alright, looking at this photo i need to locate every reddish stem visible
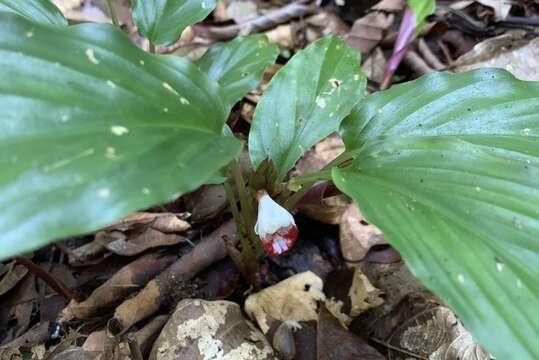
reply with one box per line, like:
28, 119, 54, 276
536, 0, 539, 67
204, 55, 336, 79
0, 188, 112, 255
15, 256, 77, 301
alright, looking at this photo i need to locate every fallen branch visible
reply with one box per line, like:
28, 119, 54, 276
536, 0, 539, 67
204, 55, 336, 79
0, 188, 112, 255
194, 1, 316, 40
109, 220, 238, 334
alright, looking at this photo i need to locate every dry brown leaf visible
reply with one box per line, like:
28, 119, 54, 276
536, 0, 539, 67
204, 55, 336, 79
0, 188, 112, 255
324, 268, 384, 326
346, 11, 395, 55
106, 212, 190, 233
340, 203, 387, 263
372, 0, 405, 11
103, 228, 186, 256
475, 0, 512, 20
317, 306, 384, 360
245, 271, 325, 334
150, 299, 273, 360
0, 264, 28, 297
226, 0, 258, 23
265, 24, 294, 48
184, 185, 227, 222
60, 253, 176, 322
111, 221, 238, 333
387, 306, 493, 359
362, 47, 386, 84
452, 32, 539, 81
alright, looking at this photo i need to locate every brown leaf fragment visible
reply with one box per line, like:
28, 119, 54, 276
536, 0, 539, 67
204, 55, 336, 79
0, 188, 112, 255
111, 220, 238, 333
245, 271, 325, 334
105, 212, 190, 233
150, 299, 274, 360
0, 321, 50, 349
324, 268, 384, 327
184, 185, 227, 222
60, 253, 177, 322
387, 306, 493, 360
318, 306, 384, 360
0, 264, 28, 297
340, 204, 387, 263
452, 32, 539, 81
362, 47, 386, 84
346, 12, 395, 55
103, 228, 186, 256
0, 275, 37, 345
130, 315, 170, 356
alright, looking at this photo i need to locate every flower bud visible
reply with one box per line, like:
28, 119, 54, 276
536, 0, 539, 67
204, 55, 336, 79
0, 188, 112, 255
254, 192, 298, 256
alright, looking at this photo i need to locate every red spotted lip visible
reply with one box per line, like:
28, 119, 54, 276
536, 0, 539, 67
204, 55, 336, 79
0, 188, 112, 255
260, 224, 298, 256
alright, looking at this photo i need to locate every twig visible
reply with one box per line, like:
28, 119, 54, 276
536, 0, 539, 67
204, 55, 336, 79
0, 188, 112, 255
105, 0, 119, 27
437, 38, 453, 66
418, 38, 445, 70
15, 256, 77, 301
126, 335, 144, 360
369, 337, 428, 359
501, 15, 539, 27
403, 50, 434, 75
194, 1, 316, 40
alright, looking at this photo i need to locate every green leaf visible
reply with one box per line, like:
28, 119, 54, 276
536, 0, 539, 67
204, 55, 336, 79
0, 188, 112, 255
132, 0, 216, 46
407, 0, 435, 30
335, 69, 539, 359
0, 12, 241, 260
0, 0, 67, 26
249, 35, 365, 182
197, 34, 279, 109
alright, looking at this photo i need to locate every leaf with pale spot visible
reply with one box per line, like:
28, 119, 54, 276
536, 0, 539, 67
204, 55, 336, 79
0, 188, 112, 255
335, 69, 539, 359
0, 13, 241, 260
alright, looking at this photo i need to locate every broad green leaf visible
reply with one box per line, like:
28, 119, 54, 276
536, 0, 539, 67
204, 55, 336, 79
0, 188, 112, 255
0, 13, 241, 260
335, 69, 539, 359
407, 0, 435, 31
197, 34, 279, 109
132, 0, 216, 46
0, 0, 67, 26
249, 36, 365, 182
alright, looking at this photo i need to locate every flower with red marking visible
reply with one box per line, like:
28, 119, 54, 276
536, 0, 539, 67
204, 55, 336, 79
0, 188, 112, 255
254, 191, 298, 256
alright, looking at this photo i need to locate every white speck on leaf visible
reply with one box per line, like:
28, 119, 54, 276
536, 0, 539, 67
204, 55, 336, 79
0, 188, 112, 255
85, 48, 100, 64
61, 115, 70, 122
98, 188, 110, 198
354, 74, 361, 81
523, 128, 530, 135
26, 31, 33, 38
474, 186, 481, 192
316, 97, 326, 108
516, 279, 523, 288
496, 262, 504, 272
105, 147, 116, 159
457, 274, 465, 284
180, 97, 190, 105
163, 82, 178, 95
142, 187, 151, 195
111, 126, 129, 136
106, 80, 116, 88
139, 60, 145, 65
163, 107, 169, 112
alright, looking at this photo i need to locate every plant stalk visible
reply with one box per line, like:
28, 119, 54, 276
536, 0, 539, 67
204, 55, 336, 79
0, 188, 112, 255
105, 0, 120, 27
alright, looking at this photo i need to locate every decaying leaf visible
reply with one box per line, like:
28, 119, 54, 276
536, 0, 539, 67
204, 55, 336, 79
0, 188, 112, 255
387, 306, 493, 360
245, 271, 325, 334
452, 32, 539, 81
111, 221, 239, 333
324, 267, 384, 326
0, 263, 28, 297
183, 185, 228, 222
475, 0, 512, 20
104, 212, 190, 233
339, 203, 387, 262
60, 253, 177, 322
103, 228, 187, 256
346, 11, 395, 55
317, 306, 384, 360
362, 47, 386, 84
150, 299, 274, 360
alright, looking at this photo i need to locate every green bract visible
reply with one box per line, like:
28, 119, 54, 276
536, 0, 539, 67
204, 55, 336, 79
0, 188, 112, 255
249, 36, 366, 182
132, 0, 216, 46
0, 13, 241, 260
335, 69, 539, 359
0, 0, 67, 26
197, 35, 279, 110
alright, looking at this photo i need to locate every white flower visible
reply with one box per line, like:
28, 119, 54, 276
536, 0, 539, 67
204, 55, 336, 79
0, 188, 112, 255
254, 192, 298, 256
